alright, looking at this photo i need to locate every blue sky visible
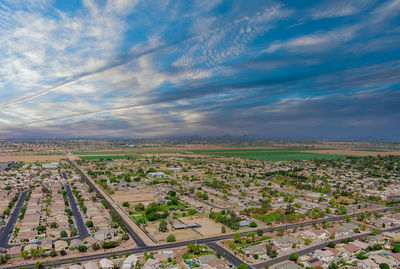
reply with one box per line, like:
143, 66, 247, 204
0, 0, 400, 139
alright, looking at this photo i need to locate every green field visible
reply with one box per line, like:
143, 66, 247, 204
35, 152, 65, 155
253, 212, 283, 223
192, 148, 346, 161
80, 155, 138, 160
74, 151, 128, 155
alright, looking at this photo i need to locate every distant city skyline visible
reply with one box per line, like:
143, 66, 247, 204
0, 0, 400, 139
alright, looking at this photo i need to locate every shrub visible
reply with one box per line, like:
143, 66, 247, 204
166, 234, 176, 242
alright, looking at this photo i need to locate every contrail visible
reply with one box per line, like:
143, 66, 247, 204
0, 15, 252, 108
18, 103, 147, 127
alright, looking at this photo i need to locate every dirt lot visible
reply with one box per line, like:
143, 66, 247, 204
180, 215, 229, 236
302, 149, 400, 157
112, 189, 156, 205
146, 221, 199, 242
0, 155, 66, 162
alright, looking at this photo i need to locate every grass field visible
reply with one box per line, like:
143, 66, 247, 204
253, 212, 283, 223
34, 152, 65, 155
192, 148, 346, 161
80, 155, 139, 160
74, 151, 127, 155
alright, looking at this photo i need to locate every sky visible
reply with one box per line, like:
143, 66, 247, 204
0, 0, 400, 139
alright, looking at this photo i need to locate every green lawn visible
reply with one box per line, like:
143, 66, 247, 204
253, 212, 283, 223
191, 149, 346, 161
182, 251, 214, 260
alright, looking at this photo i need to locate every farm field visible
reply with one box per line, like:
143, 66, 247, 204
74, 151, 128, 155
192, 148, 347, 161
79, 155, 139, 160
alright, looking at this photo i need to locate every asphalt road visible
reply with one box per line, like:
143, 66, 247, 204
253, 225, 400, 268
207, 242, 245, 267
3, 218, 400, 269
69, 159, 148, 247
0, 190, 30, 248
65, 185, 89, 240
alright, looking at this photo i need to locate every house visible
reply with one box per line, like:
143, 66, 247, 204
243, 244, 266, 257
84, 261, 99, 269
370, 254, 398, 267
54, 240, 68, 252
122, 254, 138, 269
352, 240, 369, 250
99, 258, 114, 269
339, 243, 359, 254
358, 258, 378, 268
70, 239, 83, 248
24, 244, 38, 252
304, 257, 323, 268
273, 235, 303, 249
143, 258, 161, 269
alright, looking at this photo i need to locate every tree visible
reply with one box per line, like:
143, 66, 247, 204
249, 221, 257, 228
356, 251, 368, 260
159, 220, 168, 232
122, 201, 130, 208
234, 232, 242, 243
392, 243, 400, 253
285, 204, 295, 215
221, 226, 226, 233
166, 234, 176, 242
237, 264, 248, 269
289, 252, 299, 261
257, 229, 263, 236
77, 245, 88, 252
345, 215, 351, 222
85, 220, 93, 227
304, 238, 312, 245
372, 228, 380, 235
327, 263, 338, 269
37, 225, 46, 233
92, 243, 100, 250
327, 242, 336, 248
122, 233, 129, 240
70, 227, 78, 236
33, 262, 43, 269
135, 203, 145, 211
188, 209, 197, 215
379, 263, 390, 269
60, 230, 68, 238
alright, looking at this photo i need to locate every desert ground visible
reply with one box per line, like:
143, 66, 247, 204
0, 155, 66, 162
179, 215, 229, 236
112, 189, 156, 205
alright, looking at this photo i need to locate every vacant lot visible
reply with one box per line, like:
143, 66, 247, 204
146, 221, 199, 242
0, 155, 65, 162
180, 215, 228, 236
112, 190, 156, 205
192, 149, 346, 161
